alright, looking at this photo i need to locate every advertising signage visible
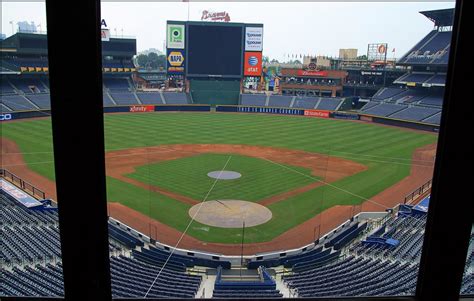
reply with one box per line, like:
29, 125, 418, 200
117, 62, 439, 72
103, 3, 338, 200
245, 26, 263, 51
244, 52, 262, 76
167, 24, 185, 49
297, 70, 329, 77
167, 49, 185, 74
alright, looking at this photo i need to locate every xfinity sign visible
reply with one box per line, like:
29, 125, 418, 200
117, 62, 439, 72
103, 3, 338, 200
245, 27, 263, 51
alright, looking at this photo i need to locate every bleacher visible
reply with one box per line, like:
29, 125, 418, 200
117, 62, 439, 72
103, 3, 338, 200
389, 106, 441, 122
240, 94, 267, 106
109, 92, 138, 105
25, 94, 51, 109
1, 79, 16, 94
422, 112, 442, 125
9, 78, 47, 94
0, 95, 38, 111
292, 96, 318, 109
162, 92, 188, 104
1, 182, 203, 298
267, 95, 293, 107
361, 103, 406, 117
316, 97, 343, 110
399, 30, 451, 65
136, 92, 163, 104
103, 78, 131, 92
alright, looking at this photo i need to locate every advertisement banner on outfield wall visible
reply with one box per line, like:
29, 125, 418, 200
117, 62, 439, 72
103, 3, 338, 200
244, 52, 263, 76
167, 49, 185, 74
236, 106, 303, 115
129, 105, 155, 113
331, 112, 360, 120
245, 27, 263, 51
304, 110, 330, 118
167, 24, 185, 49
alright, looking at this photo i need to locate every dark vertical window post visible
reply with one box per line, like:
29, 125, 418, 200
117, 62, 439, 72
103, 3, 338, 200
45, 0, 112, 299
416, 0, 473, 300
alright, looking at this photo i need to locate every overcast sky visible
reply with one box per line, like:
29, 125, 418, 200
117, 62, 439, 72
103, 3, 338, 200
2, 1, 455, 61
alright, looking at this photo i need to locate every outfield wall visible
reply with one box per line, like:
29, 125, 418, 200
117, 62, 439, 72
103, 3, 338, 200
0, 104, 439, 132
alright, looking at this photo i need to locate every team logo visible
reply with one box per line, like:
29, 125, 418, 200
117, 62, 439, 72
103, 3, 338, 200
168, 51, 184, 67
248, 56, 259, 66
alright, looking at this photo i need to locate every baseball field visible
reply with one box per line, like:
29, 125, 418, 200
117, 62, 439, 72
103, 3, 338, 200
0, 112, 437, 253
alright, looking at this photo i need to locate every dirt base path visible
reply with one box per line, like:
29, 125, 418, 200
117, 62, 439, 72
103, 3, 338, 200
1, 137, 57, 201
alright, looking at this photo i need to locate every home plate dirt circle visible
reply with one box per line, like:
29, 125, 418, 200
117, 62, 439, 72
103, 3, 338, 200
207, 171, 242, 180
189, 200, 272, 228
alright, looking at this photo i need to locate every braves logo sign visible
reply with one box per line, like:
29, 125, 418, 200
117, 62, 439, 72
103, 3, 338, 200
201, 10, 231, 22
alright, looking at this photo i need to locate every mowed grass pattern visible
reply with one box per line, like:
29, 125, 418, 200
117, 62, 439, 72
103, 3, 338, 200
1, 113, 437, 243
127, 153, 316, 202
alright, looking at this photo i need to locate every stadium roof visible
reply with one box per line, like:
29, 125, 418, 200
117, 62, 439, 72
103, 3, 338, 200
420, 8, 455, 27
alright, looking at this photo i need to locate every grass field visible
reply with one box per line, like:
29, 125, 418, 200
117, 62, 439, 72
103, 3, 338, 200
127, 153, 316, 202
1, 112, 437, 243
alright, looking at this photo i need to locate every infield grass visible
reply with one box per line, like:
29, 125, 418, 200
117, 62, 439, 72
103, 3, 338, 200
1, 112, 437, 243
126, 153, 316, 202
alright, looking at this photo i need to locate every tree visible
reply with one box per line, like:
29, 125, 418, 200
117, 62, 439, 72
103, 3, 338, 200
270, 58, 279, 63
136, 52, 167, 69
262, 56, 270, 64
357, 55, 368, 60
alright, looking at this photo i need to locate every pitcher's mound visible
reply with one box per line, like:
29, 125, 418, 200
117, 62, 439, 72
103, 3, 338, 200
189, 200, 272, 228
207, 171, 241, 180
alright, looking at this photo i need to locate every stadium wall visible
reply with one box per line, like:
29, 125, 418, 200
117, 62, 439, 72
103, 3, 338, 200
0, 105, 439, 133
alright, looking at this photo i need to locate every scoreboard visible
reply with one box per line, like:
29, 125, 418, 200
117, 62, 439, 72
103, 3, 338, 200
166, 21, 263, 79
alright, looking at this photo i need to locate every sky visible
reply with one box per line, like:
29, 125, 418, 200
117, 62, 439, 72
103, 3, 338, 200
1, 1, 455, 61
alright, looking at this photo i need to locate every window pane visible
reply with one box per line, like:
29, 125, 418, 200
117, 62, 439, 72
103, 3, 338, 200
461, 224, 474, 296
1, 1, 63, 298
98, 2, 457, 299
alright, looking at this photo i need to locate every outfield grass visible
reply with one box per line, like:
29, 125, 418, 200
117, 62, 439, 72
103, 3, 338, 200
1, 113, 437, 243
127, 153, 316, 202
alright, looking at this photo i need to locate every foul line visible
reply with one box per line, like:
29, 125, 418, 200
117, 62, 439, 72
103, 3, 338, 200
262, 157, 388, 210
143, 155, 232, 298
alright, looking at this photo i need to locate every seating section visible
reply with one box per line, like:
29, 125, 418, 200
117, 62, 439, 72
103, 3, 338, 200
419, 95, 443, 107
372, 88, 405, 100
316, 98, 343, 110
103, 78, 131, 92
0, 95, 37, 111
26, 94, 51, 109
390, 106, 441, 122
399, 30, 451, 65
1, 256, 202, 298
292, 97, 318, 109
267, 95, 293, 107
422, 112, 442, 125
361, 103, 406, 117
1, 192, 60, 264
395, 73, 433, 84
109, 92, 139, 105
1, 79, 16, 94
9, 78, 47, 94
103, 93, 116, 106
1, 103, 12, 112
284, 214, 427, 297
162, 92, 188, 104
241, 94, 267, 106
136, 92, 163, 104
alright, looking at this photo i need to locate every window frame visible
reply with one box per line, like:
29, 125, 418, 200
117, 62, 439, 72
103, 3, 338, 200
2, 0, 472, 300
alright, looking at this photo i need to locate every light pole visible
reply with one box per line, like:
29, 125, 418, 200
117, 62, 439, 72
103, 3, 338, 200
9, 21, 15, 35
